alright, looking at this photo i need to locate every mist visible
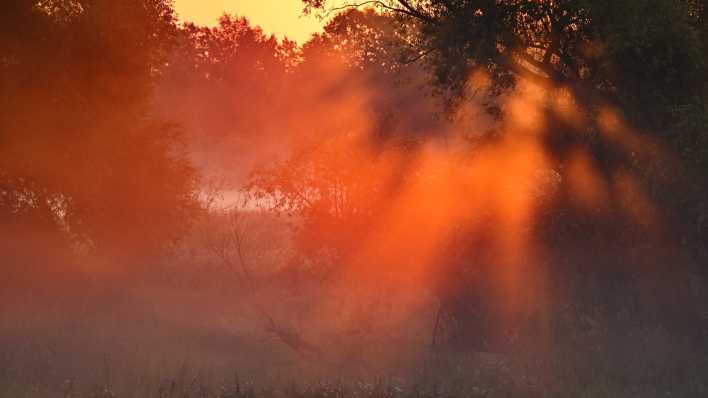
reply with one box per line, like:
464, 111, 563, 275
2, 2, 708, 397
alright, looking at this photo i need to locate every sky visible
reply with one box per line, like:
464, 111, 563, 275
173, 0, 337, 44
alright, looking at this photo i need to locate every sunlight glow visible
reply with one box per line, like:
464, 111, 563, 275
173, 0, 342, 43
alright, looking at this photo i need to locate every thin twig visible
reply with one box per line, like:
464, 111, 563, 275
327, 1, 437, 24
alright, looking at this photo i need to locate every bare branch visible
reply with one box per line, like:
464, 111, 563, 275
400, 47, 433, 64
394, 0, 435, 23
328, 1, 437, 24
206, 207, 321, 356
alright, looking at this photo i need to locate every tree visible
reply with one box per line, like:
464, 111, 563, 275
306, 1, 705, 109
302, 0, 708, 350
246, 9, 445, 260
304, 1, 707, 224
154, 15, 296, 184
0, 0, 200, 261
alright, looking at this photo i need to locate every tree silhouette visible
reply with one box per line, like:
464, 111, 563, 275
301, 0, 708, 350
0, 0, 200, 262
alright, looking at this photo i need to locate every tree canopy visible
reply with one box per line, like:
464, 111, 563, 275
0, 0, 200, 257
304, 0, 708, 240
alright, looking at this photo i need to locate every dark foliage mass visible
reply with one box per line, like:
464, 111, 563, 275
0, 0, 200, 264
298, 0, 708, 354
304, 0, 708, 237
